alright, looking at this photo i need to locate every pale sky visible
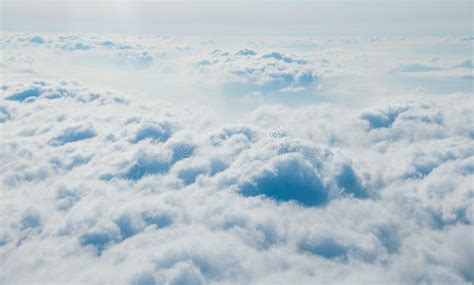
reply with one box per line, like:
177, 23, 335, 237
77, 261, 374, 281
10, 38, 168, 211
1, 1, 473, 36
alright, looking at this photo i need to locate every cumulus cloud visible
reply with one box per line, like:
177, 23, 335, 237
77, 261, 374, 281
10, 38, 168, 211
30, 36, 45, 44
1, 77, 473, 285
1, 32, 473, 284
1, 33, 169, 70
194, 49, 318, 95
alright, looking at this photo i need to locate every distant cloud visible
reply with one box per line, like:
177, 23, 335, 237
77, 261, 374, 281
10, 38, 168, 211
456, 60, 473, 69
30, 36, 45, 44
194, 49, 318, 95
394, 63, 443, 73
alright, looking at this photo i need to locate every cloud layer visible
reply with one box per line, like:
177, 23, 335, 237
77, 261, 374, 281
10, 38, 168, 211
1, 32, 473, 284
1, 77, 472, 284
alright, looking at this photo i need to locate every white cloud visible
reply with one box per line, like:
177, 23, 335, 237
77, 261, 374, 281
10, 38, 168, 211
1, 77, 473, 284
1, 32, 473, 284
193, 49, 318, 95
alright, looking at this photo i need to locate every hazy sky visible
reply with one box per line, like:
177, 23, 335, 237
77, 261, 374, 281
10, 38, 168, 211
2, 1, 473, 36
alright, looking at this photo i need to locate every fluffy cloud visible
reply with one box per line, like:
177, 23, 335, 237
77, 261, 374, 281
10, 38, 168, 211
3, 32, 472, 99
1, 77, 472, 284
1, 32, 473, 284
1, 33, 171, 70
194, 49, 318, 95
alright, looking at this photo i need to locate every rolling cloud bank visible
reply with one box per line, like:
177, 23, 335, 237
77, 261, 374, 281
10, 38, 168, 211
0, 32, 473, 284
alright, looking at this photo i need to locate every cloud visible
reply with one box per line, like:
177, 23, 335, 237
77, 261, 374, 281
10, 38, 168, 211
0, 33, 473, 284
50, 126, 97, 146
360, 105, 409, 129
394, 64, 443, 73
194, 49, 318, 95
456, 60, 474, 69
61, 41, 92, 51
30, 36, 45, 44
2, 33, 161, 70
238, 153, 329, 206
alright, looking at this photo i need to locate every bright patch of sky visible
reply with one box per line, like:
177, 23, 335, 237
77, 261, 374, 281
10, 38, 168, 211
2, 1, 472, 36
